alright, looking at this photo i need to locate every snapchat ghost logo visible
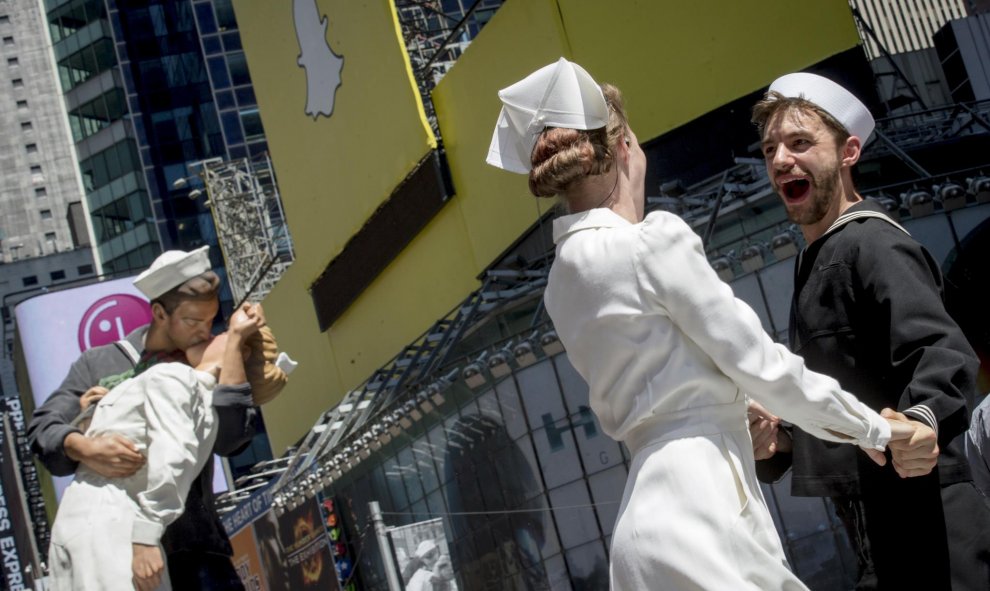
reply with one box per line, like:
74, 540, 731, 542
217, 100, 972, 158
293, 0, 344, 119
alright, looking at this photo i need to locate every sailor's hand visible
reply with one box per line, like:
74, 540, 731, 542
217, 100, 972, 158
882, 408, 939, 478
748, 400, 790, 459
64, 432, 145, 478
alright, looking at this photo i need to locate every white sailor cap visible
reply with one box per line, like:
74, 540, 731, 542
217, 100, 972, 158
768, 72, 875, 142
133, 245, 212, 300
487, 58, 609, 174
414, 539, 438, 558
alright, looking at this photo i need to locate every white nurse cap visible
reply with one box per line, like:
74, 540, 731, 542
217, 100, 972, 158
487, 58, 609, 174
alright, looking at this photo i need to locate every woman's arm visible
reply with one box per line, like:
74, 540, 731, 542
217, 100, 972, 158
206, 306, 262, 456
219, 305, 261, 386
633, 213, 890, 450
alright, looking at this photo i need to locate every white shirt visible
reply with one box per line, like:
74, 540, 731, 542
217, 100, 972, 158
406, 568, 434, 591
543, 208, 889, 449
83, 363, 219, 545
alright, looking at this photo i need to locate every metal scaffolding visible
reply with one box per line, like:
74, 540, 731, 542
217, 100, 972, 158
199, 154, 295, 306
395, 0, 504, 131
215, 264, 553, 514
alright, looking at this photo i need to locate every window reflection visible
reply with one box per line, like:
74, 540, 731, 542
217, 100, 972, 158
565, 540, 609, 590
69, 88, 126, 141
58, 38, 116, 91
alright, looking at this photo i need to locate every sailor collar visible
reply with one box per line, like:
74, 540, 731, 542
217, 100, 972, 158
819, 200, 910, 242
798, 200, 911, 274
552, 208, 633, 244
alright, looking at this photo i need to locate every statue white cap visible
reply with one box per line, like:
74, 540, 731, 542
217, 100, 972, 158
133, 245, 212, 300
414, 539, 437, 558
768, 72, 875, 142
487, 58, 609, 174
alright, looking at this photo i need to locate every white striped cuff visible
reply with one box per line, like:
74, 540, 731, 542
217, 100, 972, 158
902, 404, 938, 436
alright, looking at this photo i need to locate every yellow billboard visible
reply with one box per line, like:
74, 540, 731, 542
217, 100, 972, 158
236, 0, 436, 282
234, 0, 441, 451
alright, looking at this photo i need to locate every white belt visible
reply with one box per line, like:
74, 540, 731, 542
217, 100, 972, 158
623, 399, 748, 457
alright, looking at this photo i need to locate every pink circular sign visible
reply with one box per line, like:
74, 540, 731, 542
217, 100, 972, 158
77, 294, 153, 351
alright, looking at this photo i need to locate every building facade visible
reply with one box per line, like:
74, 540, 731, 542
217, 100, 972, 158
851, 0, 968, 56
45, 0, 268, 289
0, 0, 102, 360
844, 0, 990, 123
47, 0, 158, 275
0, 0, 94, 265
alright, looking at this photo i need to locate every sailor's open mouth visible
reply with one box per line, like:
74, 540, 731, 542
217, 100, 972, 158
781, 178, 810, 201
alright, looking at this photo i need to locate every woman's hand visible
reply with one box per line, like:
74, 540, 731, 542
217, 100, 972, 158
228, 303, 262, 339
79, 386, 108, 411
132, 543, 164, 591
245, 302, 266, 328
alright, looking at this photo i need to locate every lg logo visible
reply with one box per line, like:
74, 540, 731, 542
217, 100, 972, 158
77, 295, 152, 351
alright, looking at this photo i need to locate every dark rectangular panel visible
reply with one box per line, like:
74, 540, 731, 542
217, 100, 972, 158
310, 150, 452, 331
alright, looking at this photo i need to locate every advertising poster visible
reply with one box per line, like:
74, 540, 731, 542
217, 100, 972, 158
15, 276, 151, 410
15, 277, 150, 499
389, 518, 458, 591
0, 413, 36, 590
230, 525, 265, 591
1, 396, 48, 562
319, 497, 356, 590
275, 497, 339, 590
250, 510, 291, 591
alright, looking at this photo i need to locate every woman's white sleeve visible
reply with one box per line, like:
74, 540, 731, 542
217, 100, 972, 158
633, 213, 889, 450
131, 368, 211, 545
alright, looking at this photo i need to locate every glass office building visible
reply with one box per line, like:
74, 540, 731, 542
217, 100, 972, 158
48, 0, 157, 273
45, 0, 267, 279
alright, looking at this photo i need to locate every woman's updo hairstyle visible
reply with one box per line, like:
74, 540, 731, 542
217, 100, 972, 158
528, 83, 629, 197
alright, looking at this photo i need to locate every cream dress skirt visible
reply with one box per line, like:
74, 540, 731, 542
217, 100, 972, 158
609, 400, 809, 591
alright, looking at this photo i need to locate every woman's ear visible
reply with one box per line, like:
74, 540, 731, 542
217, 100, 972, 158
615, 134, 631, 168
